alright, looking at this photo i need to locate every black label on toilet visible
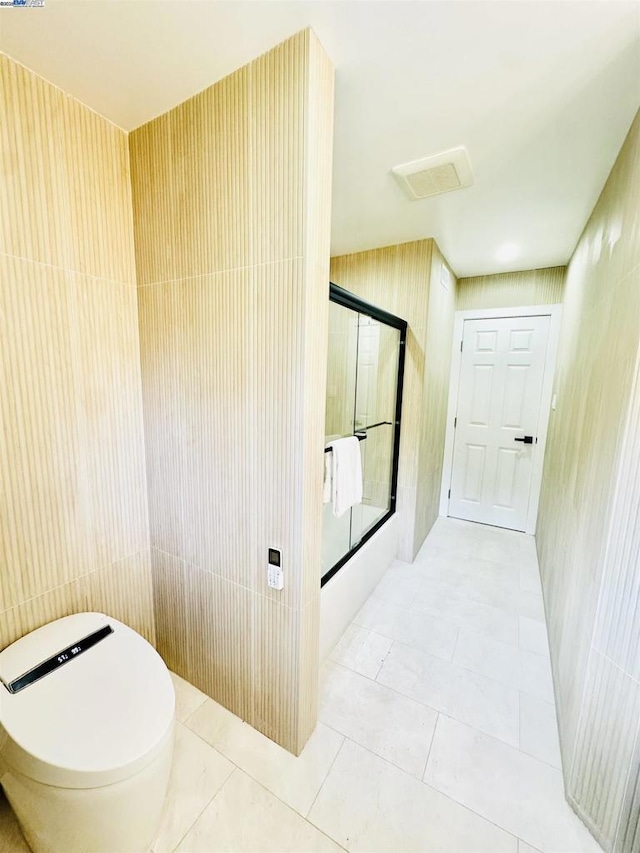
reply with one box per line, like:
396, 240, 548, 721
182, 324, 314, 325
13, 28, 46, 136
6, 624, 114, 694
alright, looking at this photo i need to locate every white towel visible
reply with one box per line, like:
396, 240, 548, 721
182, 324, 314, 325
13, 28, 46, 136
323, 433, 342, 505
323, 436, 363, 518
323, 451, 333, 505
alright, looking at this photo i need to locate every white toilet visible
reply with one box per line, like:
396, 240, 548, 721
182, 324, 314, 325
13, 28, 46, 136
0, 612, 175, 853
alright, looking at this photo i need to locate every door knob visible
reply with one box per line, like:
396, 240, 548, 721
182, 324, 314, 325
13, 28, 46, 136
514, 436, 534, 444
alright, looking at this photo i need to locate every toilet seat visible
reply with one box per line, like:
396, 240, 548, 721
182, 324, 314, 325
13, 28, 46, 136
0, 613, 175, 789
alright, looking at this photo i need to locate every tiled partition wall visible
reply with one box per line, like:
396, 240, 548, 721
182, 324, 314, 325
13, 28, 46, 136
330, 240, 457, 561
131, 31, 334, 754
456, 265, 566, 311
0, 55, 153, 650
537, 110, 640, 851
413, 242, 458, 551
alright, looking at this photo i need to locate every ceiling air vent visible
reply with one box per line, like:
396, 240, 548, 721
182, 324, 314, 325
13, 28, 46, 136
391, 147, 473, 200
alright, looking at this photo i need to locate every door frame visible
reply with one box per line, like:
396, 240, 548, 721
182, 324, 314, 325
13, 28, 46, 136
439, 304, 563, 535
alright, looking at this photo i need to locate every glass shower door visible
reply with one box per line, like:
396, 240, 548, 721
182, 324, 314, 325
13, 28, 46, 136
350, 316, 400, 548
322, 285, 406, 584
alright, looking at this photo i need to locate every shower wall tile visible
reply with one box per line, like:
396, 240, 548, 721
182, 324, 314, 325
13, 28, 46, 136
59, 94, 136, 283
298, 18, 333, 608
249, 259, 306, 607
128, 112, 177, 286
0, 54, 68, 268
138, 271, 252, 585
172, 67, 251, 278
132, 30, 334, 754
456, 266, 566, 311
0, 571, 87, 652
150, 548, 190, 676
0, 256, 148, 607
136, 280, 190, 559
0, 55, 153, 651
615, 727, 640, 853
85, 548, 155, 646
536, 109, 640, 850
0, 548, 154, 652
251, 596, 301, 750
249, 35, 305, 266
414, 243, 458, 553
568, 651, 640, 851
1, 257, 79, 608
184, 564, 253, 722
592, 274, 640, 680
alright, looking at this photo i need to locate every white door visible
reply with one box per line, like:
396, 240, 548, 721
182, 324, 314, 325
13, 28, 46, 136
449, 315, 551, 530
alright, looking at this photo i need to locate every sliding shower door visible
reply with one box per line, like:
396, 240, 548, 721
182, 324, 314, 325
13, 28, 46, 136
322, 285, 406, 585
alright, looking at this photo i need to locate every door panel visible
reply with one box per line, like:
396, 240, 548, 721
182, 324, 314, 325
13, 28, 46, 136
449, 315, 551, 530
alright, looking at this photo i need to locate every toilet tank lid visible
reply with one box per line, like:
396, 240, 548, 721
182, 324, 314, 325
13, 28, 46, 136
0, 613, 175, 787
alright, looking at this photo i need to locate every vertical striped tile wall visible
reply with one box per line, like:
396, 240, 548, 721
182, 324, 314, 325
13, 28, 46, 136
537, 109, 640, 851
456, 265, 566, 310
0, 54, 152, 650
131, 30, 334, 754
330, 239, 457, 561
413, 243, 458, 553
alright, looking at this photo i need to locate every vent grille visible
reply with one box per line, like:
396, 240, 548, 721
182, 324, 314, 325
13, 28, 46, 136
392, 147, 473, 200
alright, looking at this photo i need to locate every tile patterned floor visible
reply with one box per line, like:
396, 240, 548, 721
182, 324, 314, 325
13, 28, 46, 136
0, 518, 602, 853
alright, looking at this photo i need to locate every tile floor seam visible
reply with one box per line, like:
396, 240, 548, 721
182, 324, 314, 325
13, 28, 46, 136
212, 762, 349, 853
420, 711, 440, 781
317, 719, 431, 782
429, 708, 567, 780
326, 659, 441, 714
374, 637, 395, 679
345, 621, 456, 666
180, 714, 250, 778
327, 656, 524, 752
517, 838, 542, 853
328, 733, 522, 847
394, 579, 544, 628
342, 659, 526, 758
322, 704, 556, 827
177, 689, 208, 726
169, 761, 237, 852
518, 689, 522, 753
377, 634, 524, 698
418, 633, 553, 696
183, 707, 346, 822
179, 695, 207, 726
450, 625, 461, 662
517, 693, 563, 773
460, 622, 550, 659
303, 735, 347, 821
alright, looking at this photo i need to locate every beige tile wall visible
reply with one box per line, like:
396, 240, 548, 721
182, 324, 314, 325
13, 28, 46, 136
131, 30, 334, 754
537, 110, 640, 851
330, 239, 457, 561
456, 266, 566, 310
0, 55, 153, 650
413, 243, 458, 553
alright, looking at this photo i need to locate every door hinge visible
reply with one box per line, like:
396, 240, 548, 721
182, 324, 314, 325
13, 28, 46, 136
460, 340, 463, 352
454, 416, 457, 428
448, 489, 451, 499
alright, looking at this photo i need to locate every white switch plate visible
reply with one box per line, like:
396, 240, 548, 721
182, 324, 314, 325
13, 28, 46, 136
440, 263, 451, 290
267, 564, 284, 590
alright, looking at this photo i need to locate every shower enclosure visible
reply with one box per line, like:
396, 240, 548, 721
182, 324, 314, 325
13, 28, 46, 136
322, 284, 407, 585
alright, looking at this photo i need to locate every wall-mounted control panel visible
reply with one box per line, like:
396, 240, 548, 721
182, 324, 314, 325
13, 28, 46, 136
267, 548, 284, 590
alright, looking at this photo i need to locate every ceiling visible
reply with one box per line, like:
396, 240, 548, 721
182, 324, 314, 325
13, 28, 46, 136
1, 1, 639, 277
